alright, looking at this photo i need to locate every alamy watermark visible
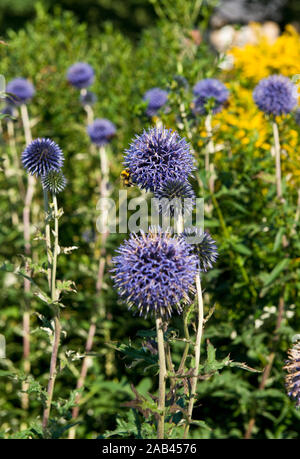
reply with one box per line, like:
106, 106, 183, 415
96, 191, 204, 243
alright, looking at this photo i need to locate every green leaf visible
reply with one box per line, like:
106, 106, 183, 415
263, 259, 290, 287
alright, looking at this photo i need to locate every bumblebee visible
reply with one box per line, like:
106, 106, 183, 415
120, 168, 133, 187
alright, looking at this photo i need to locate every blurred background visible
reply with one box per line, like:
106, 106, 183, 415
1, 0, 300, 440
1, 0, 300, 39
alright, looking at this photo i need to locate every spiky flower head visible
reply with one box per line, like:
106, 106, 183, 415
6, 78, 35, 105
80, 90, 97, 106
41, 170, 67, 194
111, 227, 198, 319
143, 88, 168, 117
253, 75, 298, 116
87, 118, 116, 146
22, 138, 64, 177
284, 340, 300, 408
124, 127, 194, 192
67, 62, 94, 89
193, 78, 229, 115
181, 227, 218, 272
154, 179, 195, 217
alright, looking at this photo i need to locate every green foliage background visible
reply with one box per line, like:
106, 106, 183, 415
0, 1, 299, 439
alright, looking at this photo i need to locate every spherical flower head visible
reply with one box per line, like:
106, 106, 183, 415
22, 138, 64, 177
284, 340, 300, 408
6, 78, 35, 105
87, 118, 116, 146
67, 62, 94, 89
154, 179, 195, 217
111, 227, 198, 319
41, 170, 67, 194
1, 105, 15, 119
124, 127, 194, 192
253, 75, 298, 116
143, 88, 168, 116
181, 227, 218, 272
80, 90, 97, 106
193, 78, 229, 115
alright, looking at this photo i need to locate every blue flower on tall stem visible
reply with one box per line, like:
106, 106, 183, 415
143, 88, 168, 117
193, 78, 229, 115
87, 118, 116, 146
6, 78, 35, 105
22, 138, 64, 176
253, 75, 297, 116
111, 227, 198, 319
124, 127, 194, 192
67, 62, 94, 89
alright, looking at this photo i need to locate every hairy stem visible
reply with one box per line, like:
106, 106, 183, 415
205, 114, 215, 194
20, 103, 35, 411
184, 273, 204, 439
43, 189, 52, 289
80, 89, 94, 126
156, 317, 167, 439
272, 120, 283, 201
42, 194, 61, 431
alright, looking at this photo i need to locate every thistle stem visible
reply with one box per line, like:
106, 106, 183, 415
184, 273, 204, 439
20, 103, 35, 411
43, 189, 52, 289
156, 317, 167, 439
272, 120, 283, 201
42, 194, 61, 431
205, 114, 215, 194
80, 89, 94, 126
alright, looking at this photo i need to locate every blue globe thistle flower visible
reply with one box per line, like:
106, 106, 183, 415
253, 75, 298, 116
143, 88, 168, 117
284, 341, 300, 408
1, 105, 15, 119
67, 62, 94, 89
172, 75, 189, 90
193, 78, 229, 115
41, 170, 67, 194
181, 227, 218, 272
22, 138, 64, 176
87, 118, 116, 146
6, 78, 35, 105
154, 179, 195, 217
80, 90, 97, 106
124, 127, 194, 192
112, 227, 198, 318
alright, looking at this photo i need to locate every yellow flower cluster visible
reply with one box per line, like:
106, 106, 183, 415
230, 24, 300, 83
201, 25, 300, 186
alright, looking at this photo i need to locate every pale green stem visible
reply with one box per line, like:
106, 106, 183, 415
42, 194, 61, 431
20, 103, 35, 411
184, 273, 204, 439
272, 120, 283, 201
156, 317, 167, 439
80, 88, 94, 126
43, 189, 52, 289
205, 114, 215, 194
